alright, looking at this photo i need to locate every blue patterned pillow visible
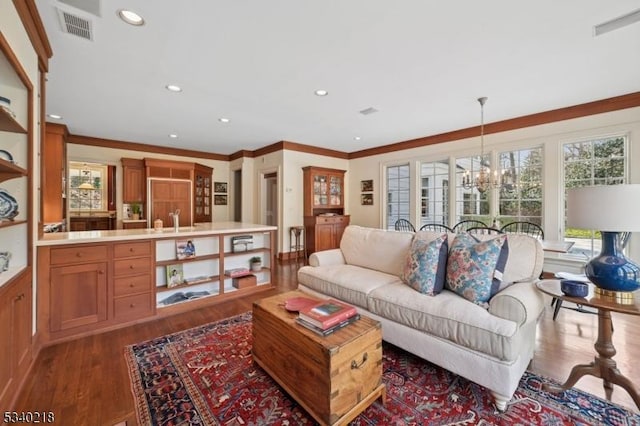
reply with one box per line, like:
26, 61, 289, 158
445, 233, 508, 306
401, 234, 448, 295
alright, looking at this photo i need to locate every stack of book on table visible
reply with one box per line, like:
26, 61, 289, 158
296, 298, 359, 336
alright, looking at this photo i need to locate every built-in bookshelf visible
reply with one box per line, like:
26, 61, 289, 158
154, 231, 273, 308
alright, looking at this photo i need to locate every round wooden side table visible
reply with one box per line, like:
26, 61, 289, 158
536, 279, 640, 410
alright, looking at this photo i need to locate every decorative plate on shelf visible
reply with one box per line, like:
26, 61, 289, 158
0, 149, 14, 163
0, 189, 19, 221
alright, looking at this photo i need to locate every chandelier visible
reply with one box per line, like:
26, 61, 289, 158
462, 97, 512, 194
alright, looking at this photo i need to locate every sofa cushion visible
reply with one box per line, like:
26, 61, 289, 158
367, 282, 520, 361
401, 233, 448, 295
297, 264, 400, 308
340, 226, 413, 277
445, 233, 507, 306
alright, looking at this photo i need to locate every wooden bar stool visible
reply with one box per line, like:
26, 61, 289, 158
290, 226, 307, 264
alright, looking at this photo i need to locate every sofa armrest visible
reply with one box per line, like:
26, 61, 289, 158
308, 249, 346, 267
488, 281, 545, 326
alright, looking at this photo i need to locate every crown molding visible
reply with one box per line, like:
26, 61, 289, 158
66, 132, 228, 161
13, 0, 53, 72
349, 91, 640, 159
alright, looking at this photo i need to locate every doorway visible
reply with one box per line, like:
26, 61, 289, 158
264, 172, 277, 227
233, 169, 242, 222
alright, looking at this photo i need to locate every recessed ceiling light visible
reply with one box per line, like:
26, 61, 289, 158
165, 84, 182, 92
314, 89, 329, 96
117, 9, 145, 26
168, 133, 178, 139
354, 136, 361, 141
47, 114, 62, 120
218, 117, 230, 123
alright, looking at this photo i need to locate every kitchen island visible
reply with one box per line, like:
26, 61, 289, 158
36, 222, 276, 345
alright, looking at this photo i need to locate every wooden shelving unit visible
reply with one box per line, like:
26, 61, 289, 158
0, 107, 27, 134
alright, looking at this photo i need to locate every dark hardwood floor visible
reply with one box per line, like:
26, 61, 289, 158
13, 261, 640, 425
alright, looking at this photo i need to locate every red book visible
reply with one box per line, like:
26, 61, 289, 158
298, 299, 358, 330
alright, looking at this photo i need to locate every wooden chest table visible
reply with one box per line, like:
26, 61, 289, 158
252, 291, 385, 426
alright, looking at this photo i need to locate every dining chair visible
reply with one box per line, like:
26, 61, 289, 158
419, 223, 453, 233
394, 219, 416, 232
466, 226, 504, 236
452, 219, 487, 233
500, 221, 544, 239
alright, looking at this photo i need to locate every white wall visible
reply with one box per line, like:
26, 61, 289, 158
348, 106, 640, 261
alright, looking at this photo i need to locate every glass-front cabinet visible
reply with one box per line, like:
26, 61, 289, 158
302, 166, 349, 254
304, 166, 345, 215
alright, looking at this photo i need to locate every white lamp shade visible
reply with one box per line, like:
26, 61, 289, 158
566, 184, 640, 232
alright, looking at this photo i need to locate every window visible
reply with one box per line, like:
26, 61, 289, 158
563, 135, 627, 256
455, 155, 490, 224
419, 160, 449, 227
386, 164, 410, 230
498, 147, 543, 227
68, 162, 108, 213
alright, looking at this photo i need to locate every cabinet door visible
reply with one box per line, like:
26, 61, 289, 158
313, 173, 329, 207
12, 273, 32, 378
315, 223, 335, 252
0, 286, 12, 407
149, 180, 192, 226
50, 262, 108, 332
123, 166, 145, 203
329, 174, 343, 206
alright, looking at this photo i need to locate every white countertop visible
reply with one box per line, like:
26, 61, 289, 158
121, 219, 147, 223
37, 222, 277, 246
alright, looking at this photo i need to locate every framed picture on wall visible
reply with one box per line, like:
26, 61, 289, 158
361, 193, 374, 205
360, 179, 373, 192
214, 195, 227, 205
214, 182, 228, 193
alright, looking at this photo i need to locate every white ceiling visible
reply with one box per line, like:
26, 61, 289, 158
35, 0, 640, 155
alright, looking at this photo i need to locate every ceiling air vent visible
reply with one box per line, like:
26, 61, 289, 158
359, 107, 379, 116
57, 8, 93, 41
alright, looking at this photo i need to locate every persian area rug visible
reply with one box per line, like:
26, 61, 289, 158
125, 312, 639, 425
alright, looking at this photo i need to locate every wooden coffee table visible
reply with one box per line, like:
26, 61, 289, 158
252, 290, 386, 426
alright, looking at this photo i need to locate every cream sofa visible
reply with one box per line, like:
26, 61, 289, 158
297, 225, 545, 411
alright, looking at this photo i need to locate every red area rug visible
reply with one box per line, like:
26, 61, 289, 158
125, 312, 639, 425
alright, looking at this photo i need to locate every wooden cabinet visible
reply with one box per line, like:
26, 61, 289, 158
0, 271, 32, 411
304, 215, 350, 253
112, 241, 154, 322
302, 167, 348, 254
143, 158, 214, 225
42, 123, 67, 225
0, 24, 35, 411
38, 240, 155, 342
193, 164, 212, 223
37, 227, 274, 343
69, 216, 113, 231
121, 158, 145, 203
302, 166, 346, 216
49, 245, 109, 333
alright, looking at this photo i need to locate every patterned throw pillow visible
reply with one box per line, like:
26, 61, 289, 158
401, 234, 448, 295
445, 233, 508, 306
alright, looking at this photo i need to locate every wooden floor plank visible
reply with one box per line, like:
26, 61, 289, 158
13, 262, 640, 425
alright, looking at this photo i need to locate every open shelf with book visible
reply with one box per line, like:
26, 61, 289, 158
153, 229, 274, 310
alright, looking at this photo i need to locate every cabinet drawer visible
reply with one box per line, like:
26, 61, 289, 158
50, 245, 108, 265
114, 241, 151, 258
316, 215, 346, 224
114, 293, 154, 320
114, 257, 151, 277
114, 274, 152, 297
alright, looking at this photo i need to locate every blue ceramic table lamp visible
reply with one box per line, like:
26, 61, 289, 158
567, 184, 640, 296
